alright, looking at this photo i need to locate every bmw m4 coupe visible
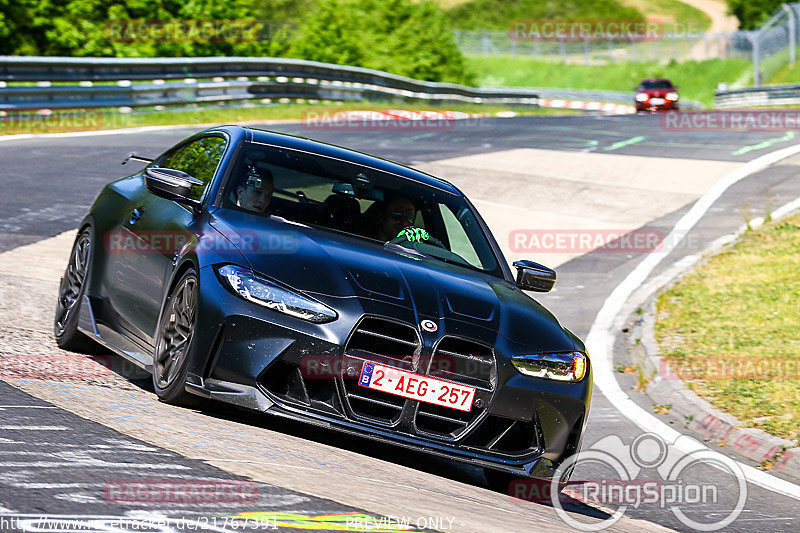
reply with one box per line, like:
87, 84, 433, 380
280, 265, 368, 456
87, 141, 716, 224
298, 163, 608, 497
54, 125, 591, 485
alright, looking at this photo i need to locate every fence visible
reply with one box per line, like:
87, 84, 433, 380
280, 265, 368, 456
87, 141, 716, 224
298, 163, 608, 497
454, 3, 800, 91
453, 29, 744, 64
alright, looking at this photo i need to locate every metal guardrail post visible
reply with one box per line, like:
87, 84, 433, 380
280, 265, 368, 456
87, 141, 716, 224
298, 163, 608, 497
746, 33, 761, 87
783, 4, 797, 65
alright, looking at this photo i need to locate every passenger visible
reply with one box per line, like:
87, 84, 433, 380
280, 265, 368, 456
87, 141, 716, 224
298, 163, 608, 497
235, 165, 274, 213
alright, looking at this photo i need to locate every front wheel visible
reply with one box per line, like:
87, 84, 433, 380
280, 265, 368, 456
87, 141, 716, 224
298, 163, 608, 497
152, 269, 204, 406
54, 227, 95, 352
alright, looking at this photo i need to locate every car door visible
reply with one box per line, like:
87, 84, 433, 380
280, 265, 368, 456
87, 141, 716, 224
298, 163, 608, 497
109, 135, 228, 349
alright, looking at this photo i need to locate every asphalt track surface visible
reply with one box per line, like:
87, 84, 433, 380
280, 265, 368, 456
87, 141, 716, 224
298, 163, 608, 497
1, 114, 799, 532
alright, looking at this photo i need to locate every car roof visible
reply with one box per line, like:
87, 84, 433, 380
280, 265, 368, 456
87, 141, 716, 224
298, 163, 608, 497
640, 78, 673, 83
207, 125, 462, 196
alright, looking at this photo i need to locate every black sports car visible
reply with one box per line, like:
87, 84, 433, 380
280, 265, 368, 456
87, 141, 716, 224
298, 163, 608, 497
54, 125, 591, 486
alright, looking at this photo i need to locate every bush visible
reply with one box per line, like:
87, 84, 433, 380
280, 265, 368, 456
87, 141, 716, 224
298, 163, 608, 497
1, 0, 277, 57
288, 0, 475, 85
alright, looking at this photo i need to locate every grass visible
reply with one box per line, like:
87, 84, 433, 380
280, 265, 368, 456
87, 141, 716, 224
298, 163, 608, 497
655, 213, 800, 444
766, 49, 800, 84
0, 101, 578, 136
465, 55, 752, 106
444, 0, 643, 31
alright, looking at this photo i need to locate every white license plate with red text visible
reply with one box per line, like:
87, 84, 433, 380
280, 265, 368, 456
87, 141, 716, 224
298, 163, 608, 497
358, 362, 476, 412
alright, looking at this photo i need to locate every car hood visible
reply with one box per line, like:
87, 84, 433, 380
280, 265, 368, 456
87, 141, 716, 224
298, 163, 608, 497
210, 209, 576, 352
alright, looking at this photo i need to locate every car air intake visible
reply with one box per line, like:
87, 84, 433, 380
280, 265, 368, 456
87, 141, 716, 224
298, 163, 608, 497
342, 316, 421, 424
415, 337, 496, 439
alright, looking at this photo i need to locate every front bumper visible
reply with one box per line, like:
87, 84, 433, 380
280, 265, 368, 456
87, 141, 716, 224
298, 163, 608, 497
635, 101, 679, 112
185, 266, 592, 478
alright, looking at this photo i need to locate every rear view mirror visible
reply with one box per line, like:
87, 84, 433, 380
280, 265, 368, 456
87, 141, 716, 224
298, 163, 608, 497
145, 167, 203, 210
332, 182, 356, 196
513, 260, 556, 292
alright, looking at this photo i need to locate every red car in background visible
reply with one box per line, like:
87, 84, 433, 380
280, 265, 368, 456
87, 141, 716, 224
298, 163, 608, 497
635, 78, 679, 112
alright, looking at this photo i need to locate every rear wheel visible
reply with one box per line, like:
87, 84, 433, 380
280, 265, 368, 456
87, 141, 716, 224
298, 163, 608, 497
54, 227, 95, 352
152, 269, 204, 406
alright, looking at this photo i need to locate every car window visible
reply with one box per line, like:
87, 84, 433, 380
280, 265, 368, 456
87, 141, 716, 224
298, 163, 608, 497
224, 142, 502, 278
157, 136, 227, 201
438, 204, 483, 269
641, 80, 672, 89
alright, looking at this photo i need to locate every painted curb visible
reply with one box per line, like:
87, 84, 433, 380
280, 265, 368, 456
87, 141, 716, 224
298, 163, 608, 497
587, 141, 800, 502
538, 98, 635, 114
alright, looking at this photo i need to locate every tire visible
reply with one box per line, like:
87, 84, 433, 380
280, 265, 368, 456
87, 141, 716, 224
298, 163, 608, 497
152, 269, 205, 406
54, 227, 96, 352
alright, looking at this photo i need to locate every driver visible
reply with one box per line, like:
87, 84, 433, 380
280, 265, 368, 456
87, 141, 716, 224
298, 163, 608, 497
375, 196, 417, 241
235, 164, 274, 213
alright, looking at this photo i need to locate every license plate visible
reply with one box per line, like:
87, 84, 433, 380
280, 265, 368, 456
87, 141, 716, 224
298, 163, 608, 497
358, 362, 476, 412
650, 98, 665, 105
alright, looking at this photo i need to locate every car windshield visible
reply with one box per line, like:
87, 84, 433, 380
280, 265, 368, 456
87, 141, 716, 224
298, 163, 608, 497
640, 80, 673, 89
223, 141, 503, 277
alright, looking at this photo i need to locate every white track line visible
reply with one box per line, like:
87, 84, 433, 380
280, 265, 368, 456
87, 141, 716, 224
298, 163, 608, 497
0, 426, 68, 430
587, 142, 800, 501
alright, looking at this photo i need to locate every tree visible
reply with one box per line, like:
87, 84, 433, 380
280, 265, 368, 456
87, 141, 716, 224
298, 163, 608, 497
727, 0, 783, 30
288, 0, 474, 84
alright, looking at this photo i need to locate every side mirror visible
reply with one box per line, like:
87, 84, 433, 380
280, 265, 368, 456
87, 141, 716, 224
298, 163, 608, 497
512, 260, 556, 292
145, 167, 203, 210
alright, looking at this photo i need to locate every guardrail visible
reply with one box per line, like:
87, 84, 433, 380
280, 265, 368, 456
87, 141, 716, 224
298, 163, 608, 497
715, 83, 800, 107
0, 56, 543, 110
0, 56, 705, 112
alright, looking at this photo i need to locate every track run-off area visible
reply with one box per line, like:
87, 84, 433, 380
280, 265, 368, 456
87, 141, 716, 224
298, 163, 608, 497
1, 113, 799, 532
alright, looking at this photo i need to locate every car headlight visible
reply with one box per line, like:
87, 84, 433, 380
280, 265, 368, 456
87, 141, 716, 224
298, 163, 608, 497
635, 93, 649, 102
217, 264, 337, 323
511, 352, 588, 382
665, 91, 679, 101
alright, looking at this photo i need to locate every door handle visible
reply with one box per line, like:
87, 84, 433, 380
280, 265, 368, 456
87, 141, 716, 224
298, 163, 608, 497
129, 207, 145, 225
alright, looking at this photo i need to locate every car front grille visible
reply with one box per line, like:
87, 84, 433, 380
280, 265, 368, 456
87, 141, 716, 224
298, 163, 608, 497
259, 315, 540, 458
342, 317, 421, 424
414, 337, 496, 439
